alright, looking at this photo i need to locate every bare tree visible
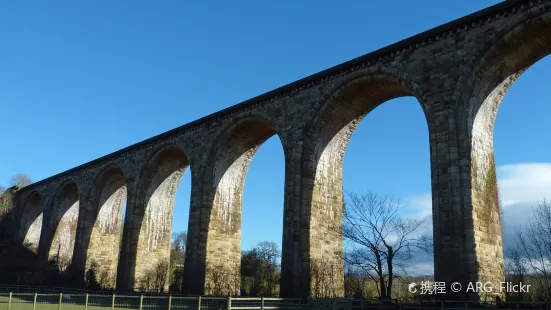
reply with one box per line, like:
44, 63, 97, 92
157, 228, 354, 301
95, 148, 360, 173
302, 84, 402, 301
516, 199, 551, 301
241, 241, 280, 297
206, 263, 240, 296
10, 173, 32, 188
138, 259, 170, 293
340, 191, 431, 299
172, 231, 187, 252
344, 267, 364, 298
505, 247, 528, 301
154, 260, 170, 292
256, 241, 279, 296
170, 231, 187, 268
0, 187, 10, 218
0, 173, 32, 218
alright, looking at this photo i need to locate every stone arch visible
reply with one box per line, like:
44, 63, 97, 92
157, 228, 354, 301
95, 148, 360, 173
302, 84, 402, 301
83, 165, 127, 289
301, 70, 427, 297
466, 11, 551, 137
19, 192, 44, 254
201, 114, 283, 295
132, 143, 190, 291
459, 11, 551, 291
47, 180, 80, 271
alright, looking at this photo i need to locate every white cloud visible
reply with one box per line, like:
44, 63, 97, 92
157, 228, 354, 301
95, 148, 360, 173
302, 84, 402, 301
498, 163, 551, 209
404, 162, 551, 224
401, 162, 551, 274
404, 261, 434, 276
406, 193, 432, 219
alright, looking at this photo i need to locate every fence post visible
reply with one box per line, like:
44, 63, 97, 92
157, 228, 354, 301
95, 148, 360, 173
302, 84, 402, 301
139, 295, 143, 310
7, 292, 12, 310
58, 293, 63, 310
441, 300, 444, 310
168, 295, 172, 310
85, 293, 89, 310
32, 293, 37, 310
112, 294, 115, 310
198, 296, 202, 310
463, 301, 467, 310
261, 297, 264, 310
227, 296, 232, 310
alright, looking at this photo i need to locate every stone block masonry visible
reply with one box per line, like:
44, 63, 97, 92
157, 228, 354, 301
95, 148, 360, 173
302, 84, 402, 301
6, 0, 551, 300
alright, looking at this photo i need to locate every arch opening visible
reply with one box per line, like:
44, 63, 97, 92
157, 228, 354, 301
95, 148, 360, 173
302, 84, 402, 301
240, 134, 285, 297
467, 13, 551, 299
85, 166, 127, 289
340, 96, 432, 298
204, 117, 282, 296
19, 193, 44, 254
302, 73, 429, 298
48, 182, 79, 272
134, 146, 189, 292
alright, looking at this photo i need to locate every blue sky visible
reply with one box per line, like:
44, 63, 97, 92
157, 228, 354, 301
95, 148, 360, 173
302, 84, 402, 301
1, 1, 550, 273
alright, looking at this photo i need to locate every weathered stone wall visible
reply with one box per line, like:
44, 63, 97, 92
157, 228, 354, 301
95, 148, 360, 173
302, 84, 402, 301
47, 183, 80, 271
134, 148, 186, 292
8, 0, 551, 299
203, 118, 277, 295
19, 194, 43, 253
85, 170, 126, 289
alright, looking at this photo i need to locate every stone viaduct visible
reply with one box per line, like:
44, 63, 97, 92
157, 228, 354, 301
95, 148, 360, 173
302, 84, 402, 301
4, 0, 551, 299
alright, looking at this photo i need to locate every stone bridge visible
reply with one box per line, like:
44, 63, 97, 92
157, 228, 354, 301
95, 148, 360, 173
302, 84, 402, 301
4, 0, 551, 299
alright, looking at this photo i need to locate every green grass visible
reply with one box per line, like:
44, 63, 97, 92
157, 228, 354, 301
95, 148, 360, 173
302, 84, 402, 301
0, 295, 217, 310
0, 295, 137, 310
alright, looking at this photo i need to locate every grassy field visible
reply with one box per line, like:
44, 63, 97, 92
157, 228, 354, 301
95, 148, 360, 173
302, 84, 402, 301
0, 294, 314, 310
0, 294, 214, 310
0, 294, 129, 310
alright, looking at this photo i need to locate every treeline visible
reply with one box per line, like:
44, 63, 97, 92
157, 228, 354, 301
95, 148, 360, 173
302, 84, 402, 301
0, 173, 33, 219
163, 234, 281, 296
504, 199, 551, 301
161, 191, 432, 298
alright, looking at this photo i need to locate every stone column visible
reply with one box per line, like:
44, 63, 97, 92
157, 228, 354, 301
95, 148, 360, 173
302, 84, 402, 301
182, 155, 249, 296
69, 190, 95, 283
37, 204, 54, 265
182, 166, 209, 295
280, 126, 345, 298
116, 181, 139, 292
279, 140, 309, 297
429, 104, 504, 300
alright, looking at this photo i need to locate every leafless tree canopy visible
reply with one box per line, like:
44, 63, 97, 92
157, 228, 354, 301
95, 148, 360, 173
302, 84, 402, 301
515, 199, 551, 300
10, 173, 32, 188
206, 263, 240, 296
0, 174, 32, 217
172, 231, 187, 252
505, 247, 528, 301
0, 187, 13, 219
241, 241, 280, 297
138, 259, 170, 293
341, 191, 431, 299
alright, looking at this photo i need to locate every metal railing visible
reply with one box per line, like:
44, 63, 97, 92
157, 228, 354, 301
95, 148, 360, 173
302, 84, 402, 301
0, 291, 549, 310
